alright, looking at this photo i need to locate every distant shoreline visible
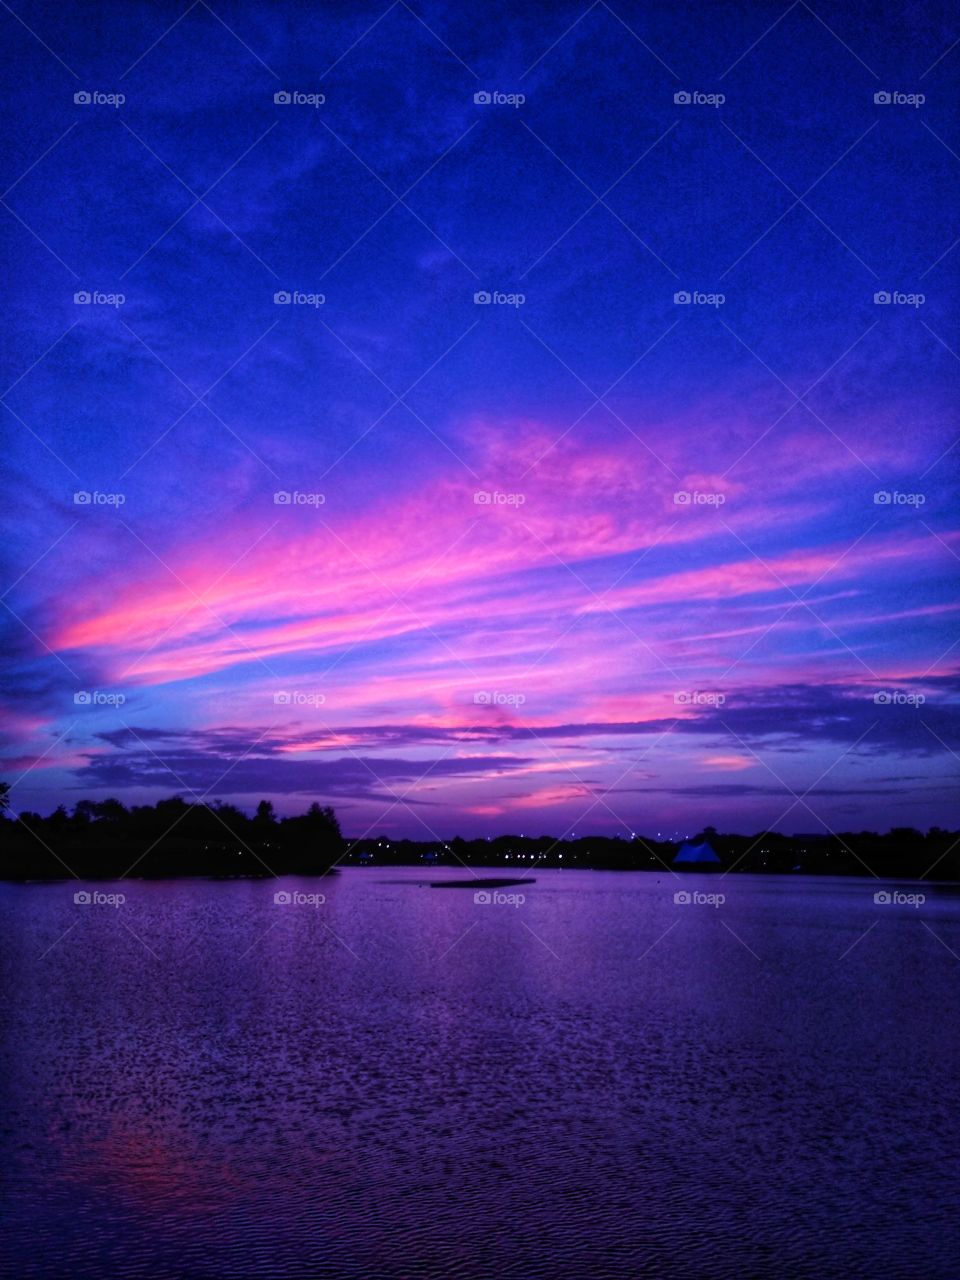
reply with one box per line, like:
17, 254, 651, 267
5, 797, 954, 882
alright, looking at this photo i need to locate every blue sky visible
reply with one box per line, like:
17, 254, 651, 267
2, 0, 958, 835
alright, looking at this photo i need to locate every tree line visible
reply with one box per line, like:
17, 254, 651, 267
1, 786, 956, 880
0, 786, 343, 880
343, 825, 960, 878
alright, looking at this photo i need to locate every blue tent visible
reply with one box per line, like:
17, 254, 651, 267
673, 841, 721, 865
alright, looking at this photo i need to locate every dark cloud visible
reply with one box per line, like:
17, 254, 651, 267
606, 783, 948, 799
91, 674, 959, 759
69, 670, 960, 808
76, 725, 534, 801
685, 678, 960, 754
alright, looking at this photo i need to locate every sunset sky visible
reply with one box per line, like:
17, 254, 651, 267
2, 0, 958, 837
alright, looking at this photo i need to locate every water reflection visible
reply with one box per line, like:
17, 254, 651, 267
2, 870, 958, 1278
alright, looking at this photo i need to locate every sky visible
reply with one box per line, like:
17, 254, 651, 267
1, 0, 958, 838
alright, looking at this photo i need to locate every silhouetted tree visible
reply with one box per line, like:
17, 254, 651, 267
254, 800, 277, 826
0, 789, 343, 881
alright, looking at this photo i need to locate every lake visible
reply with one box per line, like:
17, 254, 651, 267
2, 869, 958, 1278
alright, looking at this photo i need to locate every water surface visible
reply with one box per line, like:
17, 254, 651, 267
2, 869, 958, 1278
